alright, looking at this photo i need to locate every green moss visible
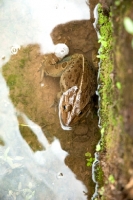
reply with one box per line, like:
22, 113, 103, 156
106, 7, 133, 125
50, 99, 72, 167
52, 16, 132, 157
3, 63, 10, 71
19, 58, 27, 68
7, 74, 18, 89
2, 47, 33, 108
97, 3, 114, 131
95, 165, 104, 186
95, 3, 121, 198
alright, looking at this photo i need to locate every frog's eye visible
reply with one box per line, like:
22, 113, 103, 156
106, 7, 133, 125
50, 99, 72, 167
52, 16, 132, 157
63, 104, 72, 112
63, 105, 66, 110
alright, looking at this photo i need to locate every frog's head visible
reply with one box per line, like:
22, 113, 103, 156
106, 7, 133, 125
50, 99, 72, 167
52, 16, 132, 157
59, 86, 90, 130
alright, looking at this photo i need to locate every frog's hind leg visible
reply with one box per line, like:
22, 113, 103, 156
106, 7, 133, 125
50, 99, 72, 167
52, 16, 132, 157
49, 97, 59, 113
49, 91, 62, 111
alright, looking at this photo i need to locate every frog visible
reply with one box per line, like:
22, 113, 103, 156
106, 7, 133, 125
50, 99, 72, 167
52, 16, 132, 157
40, 44, 96, 130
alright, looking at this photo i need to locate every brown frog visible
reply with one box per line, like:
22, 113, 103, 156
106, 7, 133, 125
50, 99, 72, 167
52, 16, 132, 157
40, 47, 96, 130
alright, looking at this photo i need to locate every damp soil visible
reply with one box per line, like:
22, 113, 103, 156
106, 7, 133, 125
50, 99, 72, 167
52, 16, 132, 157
2, 4, 100, 198
98, 1, 133, 199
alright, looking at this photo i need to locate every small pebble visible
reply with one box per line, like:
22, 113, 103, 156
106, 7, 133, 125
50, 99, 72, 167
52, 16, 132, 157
56, 172, 64, 179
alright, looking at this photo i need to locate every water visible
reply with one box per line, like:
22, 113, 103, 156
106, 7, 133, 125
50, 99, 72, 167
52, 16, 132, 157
0, 0, 100, 199
0, 112, 87, 199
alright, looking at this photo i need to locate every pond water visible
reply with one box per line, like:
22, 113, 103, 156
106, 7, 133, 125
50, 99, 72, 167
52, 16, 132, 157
0, 0, 100, 199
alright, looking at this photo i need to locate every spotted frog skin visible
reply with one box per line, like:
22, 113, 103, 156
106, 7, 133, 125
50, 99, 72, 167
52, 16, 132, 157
40, 53, 96, 130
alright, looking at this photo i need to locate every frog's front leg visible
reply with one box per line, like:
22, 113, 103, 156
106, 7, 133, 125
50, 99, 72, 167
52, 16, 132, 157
39, 54, 59, 82
39, 59, 47, 82
39, 43, 69, 82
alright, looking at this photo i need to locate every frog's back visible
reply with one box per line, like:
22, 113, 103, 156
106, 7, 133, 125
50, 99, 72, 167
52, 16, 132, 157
60, 54, 96, 98
79, 57, 96, 110
60, 54, 83, 92
59, 54, 96, 128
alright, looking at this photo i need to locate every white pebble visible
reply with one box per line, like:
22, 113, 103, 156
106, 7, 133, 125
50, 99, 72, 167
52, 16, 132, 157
54, 43, 69, 59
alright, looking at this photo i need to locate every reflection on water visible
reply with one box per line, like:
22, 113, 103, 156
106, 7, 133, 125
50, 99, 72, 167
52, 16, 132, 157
0, 111, 87, 199
0, 0, 95, 199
